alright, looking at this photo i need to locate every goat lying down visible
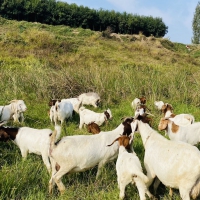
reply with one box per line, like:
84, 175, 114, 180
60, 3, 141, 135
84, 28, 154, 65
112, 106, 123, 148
48, 117, 137, 194
133, 114, 200, 200
108, 135, 153, 200
0, 125, 61, 173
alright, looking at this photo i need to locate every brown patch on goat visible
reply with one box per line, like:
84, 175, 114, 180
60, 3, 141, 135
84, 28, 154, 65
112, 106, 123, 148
139, 96, 146, 104
158, 118, 168, 131
137, 114, 152, 126
171, 122, 179, 133
170, 113, 176, 118
55, 163, 60, 171
48, 99, 61, 107
87, 122, 101, 134
0, 129, 10, 141
161, 104, 173, 116
0, 127, 19, 141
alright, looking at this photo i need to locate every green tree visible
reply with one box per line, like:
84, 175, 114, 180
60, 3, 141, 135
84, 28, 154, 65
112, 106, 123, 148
192, 2, 200, 44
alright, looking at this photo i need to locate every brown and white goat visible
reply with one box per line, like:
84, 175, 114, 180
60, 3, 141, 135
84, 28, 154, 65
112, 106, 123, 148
131, 96, 146, 110
87, 122, 101, 134
107, 135, 153, 200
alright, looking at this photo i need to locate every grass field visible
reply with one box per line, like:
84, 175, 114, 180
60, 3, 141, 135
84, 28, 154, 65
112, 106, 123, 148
1, 17, 200, 199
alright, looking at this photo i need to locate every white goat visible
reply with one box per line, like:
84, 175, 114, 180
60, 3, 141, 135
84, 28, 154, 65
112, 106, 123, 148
0, 125, 61, 173
79, 107, 112, 129
0, 100, 27, 123
48, 117, 137, 194
78, 92, 100, 108
131, 96, 146, 110
155, 101, 194, 126
53, 101, 73, 125
158, 117, 200, 145
61, 98, 82, 113
133, 114, 200, 200
108, 135, 153, 200
49, 98, 81, 114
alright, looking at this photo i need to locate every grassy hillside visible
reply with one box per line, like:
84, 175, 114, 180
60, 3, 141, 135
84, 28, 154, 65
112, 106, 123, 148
1, 17, 200, 199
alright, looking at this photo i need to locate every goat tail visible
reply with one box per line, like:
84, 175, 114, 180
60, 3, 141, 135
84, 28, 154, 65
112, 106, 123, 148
133, 172, 149, 184
190, 177, 200, 199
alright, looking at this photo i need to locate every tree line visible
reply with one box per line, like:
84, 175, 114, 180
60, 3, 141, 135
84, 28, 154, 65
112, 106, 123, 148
0, 0, 168, 37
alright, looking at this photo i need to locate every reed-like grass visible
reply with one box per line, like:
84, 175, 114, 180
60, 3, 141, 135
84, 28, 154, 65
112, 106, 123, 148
1, 17, 200, 199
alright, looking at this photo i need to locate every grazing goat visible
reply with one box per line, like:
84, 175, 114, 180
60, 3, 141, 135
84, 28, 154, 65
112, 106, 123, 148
158, 117, 200, 145
48, 99, 61, 107
107, 135, 153, 200
61, 98, 82, 113
155, 101, 194, 126
131, 96, 146, 110
133, 114, 200, 200
0, 125, 61, 173
53, 101, 73, 126
78, 92, 100, 108
48, 117, 137, 194
79, 107, 112, 129
49, 98, 81, 114
0, 100, 27, 123
87, 122, 101, 134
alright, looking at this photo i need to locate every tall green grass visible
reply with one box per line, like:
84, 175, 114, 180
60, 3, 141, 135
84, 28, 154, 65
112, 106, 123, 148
1, 17, 200, 199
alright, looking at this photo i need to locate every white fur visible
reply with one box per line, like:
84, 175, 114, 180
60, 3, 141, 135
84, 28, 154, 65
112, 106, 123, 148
158, 117, 200, 145
134, 118, 200, 200
154, 101, 164, 110
79, 107, 112, 129
78, 92, 100, 108
0, 100, 27, 123
131, 98, 141, 110
134, 105, 145, 116
49, 106, 55, 124
48, 117, 136, 194
61, 98, 82, 113
116, 140, 152, 199
2, 125, 61, 173
53, 101, 73, 125
155, 101, 195, 126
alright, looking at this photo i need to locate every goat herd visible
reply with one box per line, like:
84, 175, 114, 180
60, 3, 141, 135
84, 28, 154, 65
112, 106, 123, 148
0, 94, 200, 200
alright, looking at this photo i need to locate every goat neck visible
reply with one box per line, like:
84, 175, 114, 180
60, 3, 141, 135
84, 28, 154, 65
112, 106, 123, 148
137, 120, 154, 148
118, 145, 128, 154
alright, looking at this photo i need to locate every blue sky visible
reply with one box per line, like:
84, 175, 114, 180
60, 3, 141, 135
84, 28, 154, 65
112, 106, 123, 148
62, 0, 199, 44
